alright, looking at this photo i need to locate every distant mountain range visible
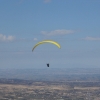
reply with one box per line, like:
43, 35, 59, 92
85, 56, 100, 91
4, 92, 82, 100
0, 68, 100, 81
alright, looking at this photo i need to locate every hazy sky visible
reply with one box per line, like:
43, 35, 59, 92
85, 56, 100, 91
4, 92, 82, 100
0, 0, 100, 69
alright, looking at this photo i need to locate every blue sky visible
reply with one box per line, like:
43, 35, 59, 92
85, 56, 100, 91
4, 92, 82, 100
0, 0, 100, 69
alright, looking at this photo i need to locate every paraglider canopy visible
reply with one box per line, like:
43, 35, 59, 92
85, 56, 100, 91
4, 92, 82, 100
32, 40, 61, 51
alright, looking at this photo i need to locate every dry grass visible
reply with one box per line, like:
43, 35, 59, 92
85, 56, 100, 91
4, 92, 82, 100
74, 86, 100, 90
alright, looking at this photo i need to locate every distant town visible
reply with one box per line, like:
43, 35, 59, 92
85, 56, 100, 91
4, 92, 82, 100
0, 68, 100, 100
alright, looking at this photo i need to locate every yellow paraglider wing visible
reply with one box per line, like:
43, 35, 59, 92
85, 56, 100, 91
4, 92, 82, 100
32, 40, 61, 51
